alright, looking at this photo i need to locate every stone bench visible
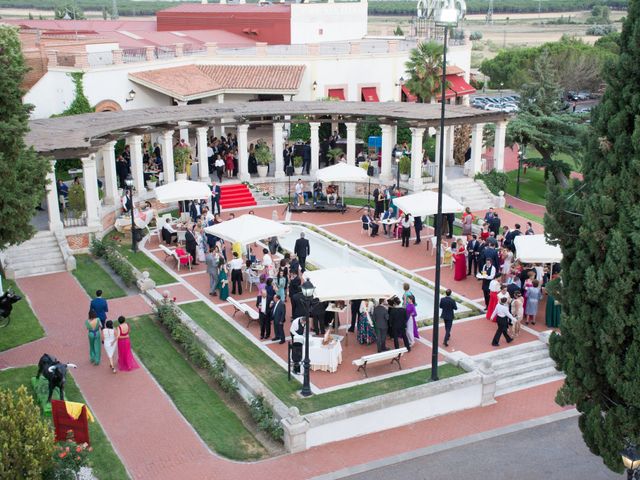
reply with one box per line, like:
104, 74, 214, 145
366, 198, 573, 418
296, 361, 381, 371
352, 347, 408, 378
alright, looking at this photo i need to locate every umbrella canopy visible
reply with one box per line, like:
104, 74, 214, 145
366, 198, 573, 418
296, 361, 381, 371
304, 267, 396, 302
155, 180, 211, 204
391, 190, 464, 217
514, 235, 562, 264
316, 162, 369, 183
203, 214, 291, 245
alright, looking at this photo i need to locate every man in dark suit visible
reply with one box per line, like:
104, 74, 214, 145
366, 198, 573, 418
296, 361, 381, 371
479, 259, 496, 309
467, 234, 480, 276
294, 232, 310, 272
488, 212, 501, 237
389, 298, 410, 351
504, 223, 521, 253
439, 289, 458, 346
348, 298, 362, 332
302, 141, 311, 174
89, 290, 108, 329
445, 213, 455, 239
288, 271, 302, 303
483, 207, 495, 223
210, 181, 221, 215
483, 243, 500, 269
361, 209, 379, 236
372, 300, 389, 352
414, 215, 423, 244
291, 291, 307, 322
271, 294, 286, 344
185, 226, 198, 266
189, 200, 202, 222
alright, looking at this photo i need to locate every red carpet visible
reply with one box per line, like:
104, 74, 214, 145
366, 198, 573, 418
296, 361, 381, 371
219, 184, 257, 209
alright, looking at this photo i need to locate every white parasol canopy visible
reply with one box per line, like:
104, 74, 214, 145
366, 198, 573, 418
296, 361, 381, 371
391, 190, 464, 217
155, 179, 211, 204
304, 267, 396, 302
514, 235, 562, 264
316, 162, 369, 183
203, 214, 291, 245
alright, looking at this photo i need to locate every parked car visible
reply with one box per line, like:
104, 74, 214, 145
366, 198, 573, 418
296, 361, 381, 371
577, 91, 591, 100
501, 104, 520, 113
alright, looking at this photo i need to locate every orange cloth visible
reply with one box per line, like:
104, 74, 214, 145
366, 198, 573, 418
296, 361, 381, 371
64, 401, 95, 423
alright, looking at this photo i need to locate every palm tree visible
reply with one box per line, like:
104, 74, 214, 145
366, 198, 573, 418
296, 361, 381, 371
404, 41, 444, 103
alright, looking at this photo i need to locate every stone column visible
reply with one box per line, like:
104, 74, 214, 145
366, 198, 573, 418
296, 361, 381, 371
494, 121, 508, 172
346, 122, 357, 165
82, 155, 101, 228
237, 124, 250, 181
409, 127, 425, 191
446, 126, 456, 166
310, 122, 320, 173
196, 127, 210, 181
100, 141, 119, 205
161, 130, 175, 183
174, 100, 190, 144
380, 124, 393, 181
283, 94, 292, 137
273, 122, 285, 178
469, 123, 484, 176
126, 135, 145, 193
435, 127, 448, 181
46, 161, 63, 232
217, 94, 226, 138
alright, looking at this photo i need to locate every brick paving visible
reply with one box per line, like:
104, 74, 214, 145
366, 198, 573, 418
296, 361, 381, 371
0, 201, 565, 479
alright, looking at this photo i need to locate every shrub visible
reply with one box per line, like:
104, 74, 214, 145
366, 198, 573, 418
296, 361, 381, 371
90, 239, 136, 286
398, 155, 411, 175
46, 437, 91, 480
293, 156, 303, 168
173, 145, 191, 174
474, 169, 509, 195
586, 24, 616, 36
469, 31, 483, 41
249, 395, 283, 441
67, 183, 85, 216
0, 385, 55, 479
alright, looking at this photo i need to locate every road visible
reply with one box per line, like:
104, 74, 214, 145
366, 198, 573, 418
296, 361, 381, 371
338, 416, 622, 480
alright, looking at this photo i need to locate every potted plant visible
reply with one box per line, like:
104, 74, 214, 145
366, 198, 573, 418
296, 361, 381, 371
147, 174, 158, 190
255, 144, 272, 178
326, 147, 344, 164
174, 145, 191, 180
293, 155, 304, 175
399, 155, 411, 181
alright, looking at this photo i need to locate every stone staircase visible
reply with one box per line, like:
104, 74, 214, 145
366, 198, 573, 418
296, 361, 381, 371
445, 177, 495, 211
476, 341, 565, 396
2, 231, 67, 278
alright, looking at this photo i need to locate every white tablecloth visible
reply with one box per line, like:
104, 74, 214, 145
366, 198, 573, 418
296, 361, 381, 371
309, 337, 343, 373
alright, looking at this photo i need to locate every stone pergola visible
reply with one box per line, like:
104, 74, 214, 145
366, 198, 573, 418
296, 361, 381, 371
27, 101, 509, 233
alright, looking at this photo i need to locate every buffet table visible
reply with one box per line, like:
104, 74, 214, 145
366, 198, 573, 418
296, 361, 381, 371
309, 336, 343, 373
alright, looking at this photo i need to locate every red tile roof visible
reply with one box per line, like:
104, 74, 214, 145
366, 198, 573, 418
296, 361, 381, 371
129, 64, 305, 99
159, 4, 290, 14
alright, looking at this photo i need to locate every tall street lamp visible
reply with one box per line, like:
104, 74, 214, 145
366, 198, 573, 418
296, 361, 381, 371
515, 144, 526, 198
621, 443, 640, 480
300, 279, 316, 397
395, 151, 402, 190
124, 174, 137, 253
431, 0, 465, 382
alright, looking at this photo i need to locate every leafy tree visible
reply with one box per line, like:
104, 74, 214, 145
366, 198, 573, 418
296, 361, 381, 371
0, 26, 51, 250
594, 31, 621, 54
54, 3, 85, 20
0, 385, 55, 479
546, 0, 640, 473
404, 41, 444, 102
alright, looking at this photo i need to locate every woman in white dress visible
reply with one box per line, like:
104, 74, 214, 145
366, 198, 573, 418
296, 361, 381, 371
500, 248, 513, 282
196, 226, 206, 264
102, 319, 117, 373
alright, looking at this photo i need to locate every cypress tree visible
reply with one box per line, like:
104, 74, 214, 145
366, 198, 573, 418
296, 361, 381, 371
0, 26, 51, 250
546, 0, 640, 472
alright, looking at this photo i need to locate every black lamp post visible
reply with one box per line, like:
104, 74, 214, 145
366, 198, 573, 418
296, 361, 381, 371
431, 1, 465, 382
515, 144, 526, 198
124, 174, 137, 253
300, 279, 315, 397
621, 443, 640, 480
395, 151, 401, 190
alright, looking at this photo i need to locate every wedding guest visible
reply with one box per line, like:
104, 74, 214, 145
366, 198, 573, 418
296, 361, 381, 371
348, 299, 362, 333
116, 316, 140, 372
524, 279, 543, 325
490, 297, 515, 347
440, 289, 457, 347
205, 248, 219, 296
257, 287, 270, 340
228, 251, 244, 295
89, 290, 108, 329
405, 295, 419, 346
414, 214, 423, 244
510, 290, 524, 337
86, 310, 101, 366
372, 299, 389, 352
217, 262, 229, 300
389, 297, 410, 351
102, 319, 117, 373
400, 214, 412, 247
357, 299, 376, 345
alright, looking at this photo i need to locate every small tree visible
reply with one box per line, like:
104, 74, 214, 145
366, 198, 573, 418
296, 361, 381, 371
404, 41, 444, 102
173, 146, 191, 174
67, 183, 85, 217
254, 144, 272, 166
0, 386, 55, 479
0, 25, 51, 250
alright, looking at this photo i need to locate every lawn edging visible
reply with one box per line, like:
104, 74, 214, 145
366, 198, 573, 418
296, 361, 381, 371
144, 291, 498, 453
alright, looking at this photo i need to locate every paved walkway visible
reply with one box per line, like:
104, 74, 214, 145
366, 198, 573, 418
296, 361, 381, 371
504, 194, 546, 218
0, 203, 565, 480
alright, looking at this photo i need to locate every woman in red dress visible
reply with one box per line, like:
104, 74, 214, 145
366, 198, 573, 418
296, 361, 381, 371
116, 316, 139, 372
453, 241, 467, 281
485, 278, 501, 321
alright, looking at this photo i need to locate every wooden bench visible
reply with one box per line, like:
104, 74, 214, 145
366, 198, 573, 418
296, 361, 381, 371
159, 244, 191, 271
352, 347, 408, 378
227, 297, 259, 328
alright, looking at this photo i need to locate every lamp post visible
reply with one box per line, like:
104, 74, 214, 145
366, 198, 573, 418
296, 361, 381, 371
431, 0, 465, 382
621, 443, 640, 480
300, 279, 315, 397
395, 151, 402, 190
124, 174, 137, 253
515, 144, 526, 198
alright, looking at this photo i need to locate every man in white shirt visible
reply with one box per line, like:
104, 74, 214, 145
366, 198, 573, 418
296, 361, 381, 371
294, 179, 306, 206
161, 218, 177, 244
228, 252, 244, 295
479, 259, 496, 310
490, 297, 515, 346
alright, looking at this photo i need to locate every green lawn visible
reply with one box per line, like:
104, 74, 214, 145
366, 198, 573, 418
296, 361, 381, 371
507, 206, 545, 226
0, 280, 45, 352
104, 231, 175, 286
0, 366, 129, 480
505, 168, 547, 206
129, 315, 267, 460
181, 302, 464, 415
72, 255, 126, 299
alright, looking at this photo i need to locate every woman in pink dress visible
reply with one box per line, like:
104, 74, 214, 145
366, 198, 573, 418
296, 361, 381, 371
116, 316, 139, 372
453, 242, 467, 281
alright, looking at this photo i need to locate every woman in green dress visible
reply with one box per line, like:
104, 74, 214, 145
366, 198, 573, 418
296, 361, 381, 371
217, 262, 229, 300
86, 309, 101, 365
545, 291, 561, 328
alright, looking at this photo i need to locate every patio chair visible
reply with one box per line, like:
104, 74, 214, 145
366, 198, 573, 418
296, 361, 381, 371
245, 268, 261, 292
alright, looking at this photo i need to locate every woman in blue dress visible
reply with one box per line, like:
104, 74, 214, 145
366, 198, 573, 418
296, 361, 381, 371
524, 279, 542, 325
275, 267, 287, 301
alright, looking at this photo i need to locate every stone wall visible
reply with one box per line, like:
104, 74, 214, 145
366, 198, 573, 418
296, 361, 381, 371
66, 233, 91, 251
